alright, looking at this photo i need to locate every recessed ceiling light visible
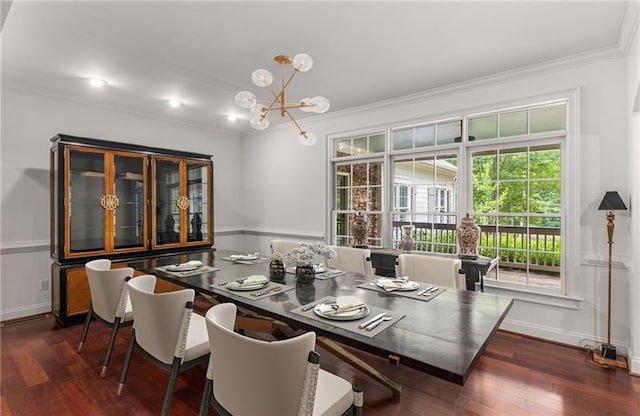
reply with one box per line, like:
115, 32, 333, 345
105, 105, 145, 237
227, 114, 237, 122
88, 78, 107, 88
168, 99, 182, 108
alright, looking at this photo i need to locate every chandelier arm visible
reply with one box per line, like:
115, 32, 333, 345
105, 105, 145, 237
282, 107, 307, 136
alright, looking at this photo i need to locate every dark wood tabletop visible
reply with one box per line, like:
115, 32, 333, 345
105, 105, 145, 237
131, 249, 513, 386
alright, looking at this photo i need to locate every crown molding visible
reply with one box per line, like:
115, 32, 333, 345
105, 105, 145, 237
619, 0, 640, 55
2, 81, 243, 138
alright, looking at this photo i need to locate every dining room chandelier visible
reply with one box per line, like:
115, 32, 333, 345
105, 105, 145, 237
234, 53, 329, 146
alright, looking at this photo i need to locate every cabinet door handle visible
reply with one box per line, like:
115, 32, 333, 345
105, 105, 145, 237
176, 196, 190, 210
100, 194, 120, 210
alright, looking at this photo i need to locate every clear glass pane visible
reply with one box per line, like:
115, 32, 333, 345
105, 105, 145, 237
435, 154, 458, 182
498, 148, 528, 180
469, 115, 497, 141
369, 134, 385, 153
436, 120, 461, 145
414, 185, 431, 212
155, 159, 181, 245
530, 145, 561, 179
415, 125, 435, 148
352, 163, 368, 186
114, 154, 145, 249
500, 110, 527, 137
392, 127, 413, 150
529, 104, 566, 133
415, 156, 435, 182
394, 160, 413, 186
187, 163, 209, 243
335, 186, 349, 210
368, 186, 383, 211
68, 150, 105, 253
352, 136, 367, 155
368, 161, 383, 186
352, 187, 367, 211
472, 151, 497, 181
473, 182, 497, 213
335, 213, 347, 240
498, 181, 527, 213
530, 179, 561, 213
335, 139, 352, 157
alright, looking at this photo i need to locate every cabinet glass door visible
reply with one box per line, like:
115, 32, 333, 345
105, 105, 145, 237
154, 159, 181, 246
67, 148, 106, 254
113, 153, 147, 251
186, 162, 210, 243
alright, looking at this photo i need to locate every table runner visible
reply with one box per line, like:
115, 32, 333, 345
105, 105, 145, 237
357, 278, 446, 302
290, 296, 404, 338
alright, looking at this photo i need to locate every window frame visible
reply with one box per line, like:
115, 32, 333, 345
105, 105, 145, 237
327, 89, 579, 298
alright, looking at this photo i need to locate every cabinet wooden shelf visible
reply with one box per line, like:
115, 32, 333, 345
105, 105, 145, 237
51, 134, 214, 327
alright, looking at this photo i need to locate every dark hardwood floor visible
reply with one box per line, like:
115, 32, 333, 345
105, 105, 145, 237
2, 308, 639, 416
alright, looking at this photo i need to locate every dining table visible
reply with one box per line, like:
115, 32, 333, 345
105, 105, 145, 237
131, 248, 513, 397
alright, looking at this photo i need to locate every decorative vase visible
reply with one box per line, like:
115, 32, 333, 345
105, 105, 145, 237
456, 214, 480, 259
269, 258, 286, 281
352, 212, 368, 248
400, 224, 414, 253
295, 262, 316, 283
295, 281, 316, 305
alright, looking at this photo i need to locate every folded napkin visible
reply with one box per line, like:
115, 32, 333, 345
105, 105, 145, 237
166, 260, 203, 271
376, 276, 410, 292
318, 295, 365, 315
230, 253, 258, 260
226, 275, 268, 289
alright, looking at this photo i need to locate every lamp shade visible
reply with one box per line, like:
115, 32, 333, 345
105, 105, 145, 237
598, 191, 627, 211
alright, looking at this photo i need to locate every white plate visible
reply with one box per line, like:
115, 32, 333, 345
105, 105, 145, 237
226, 281, 269, 291
375, 279, 420, 291
165, 264, 202, 272
231, 255, 258, 261
313, 304, 370, 321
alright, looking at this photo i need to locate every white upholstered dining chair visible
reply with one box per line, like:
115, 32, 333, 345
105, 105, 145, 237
326, 246, 373, 275
199, 303, 363, 416
396, 253, 465, 289
270, 239, 304, 256
79, 259, 134, 378
118, 274, 210, 416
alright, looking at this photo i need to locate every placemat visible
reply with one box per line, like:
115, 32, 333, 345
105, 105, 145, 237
219, 256, 270, 265
357, 278, 446, 302
155, 265, 220, 277
290, 296, 404, 338
285, 267, 346, 280
215, 280, 294, 300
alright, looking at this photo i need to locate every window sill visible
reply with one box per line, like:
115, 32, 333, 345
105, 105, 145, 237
481, 283, 582, 310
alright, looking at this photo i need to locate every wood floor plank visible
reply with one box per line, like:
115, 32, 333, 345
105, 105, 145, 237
2, 313, 639, 415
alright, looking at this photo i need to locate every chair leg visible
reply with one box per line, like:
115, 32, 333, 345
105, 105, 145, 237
117, 328, 136, 396
78, 304, 93, 352
198, 378, 213, 416
352, 384, 363, 416
100, 317, 122, 378
161, 357, 182, 416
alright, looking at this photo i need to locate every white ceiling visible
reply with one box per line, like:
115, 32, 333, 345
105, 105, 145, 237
1, 1, 632, 133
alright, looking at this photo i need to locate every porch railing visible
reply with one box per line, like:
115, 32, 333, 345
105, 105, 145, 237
392, 221, 561, 275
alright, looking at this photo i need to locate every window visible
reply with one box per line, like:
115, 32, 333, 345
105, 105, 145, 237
329, 99, 567, 293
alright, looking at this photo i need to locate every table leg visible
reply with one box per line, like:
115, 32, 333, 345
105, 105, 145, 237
316, 336, 402, 398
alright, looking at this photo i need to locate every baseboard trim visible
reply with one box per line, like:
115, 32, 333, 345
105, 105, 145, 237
0, 303, 52, 323
500, 317, 629, 356
0, 240, 50, 255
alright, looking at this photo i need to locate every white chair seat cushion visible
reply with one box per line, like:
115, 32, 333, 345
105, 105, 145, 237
183, 313, 209, 362
313, 369, 353, 416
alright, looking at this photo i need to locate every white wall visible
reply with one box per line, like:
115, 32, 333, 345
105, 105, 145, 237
242, 55, 633, 351
0, 86, 245, 320
626, 11, 640, 374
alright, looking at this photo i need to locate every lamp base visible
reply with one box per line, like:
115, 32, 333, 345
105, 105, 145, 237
601, 344, 617, 360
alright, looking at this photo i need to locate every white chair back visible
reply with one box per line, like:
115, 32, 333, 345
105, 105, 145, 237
205, 303, 316, 415
326, 246, 372, 275
270, 239, 303, 256
397, 254, 464, 289
127, 275, 196, 365
85, 259, 133, 323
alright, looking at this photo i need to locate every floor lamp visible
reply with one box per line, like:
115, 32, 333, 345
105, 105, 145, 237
597, 191, 627, 360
